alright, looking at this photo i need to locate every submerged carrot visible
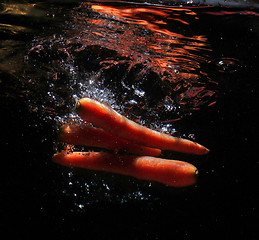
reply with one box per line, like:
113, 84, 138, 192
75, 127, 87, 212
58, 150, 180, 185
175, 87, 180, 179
75, 98, 209, 155
53, 151, 198, 187
59, 124, 161, 157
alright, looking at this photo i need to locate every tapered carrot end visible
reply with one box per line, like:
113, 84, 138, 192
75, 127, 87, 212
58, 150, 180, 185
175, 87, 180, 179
199, 145, 210, 155
176, 140, 210, 155
190, 142, 209, 155
204, 147, 210, 154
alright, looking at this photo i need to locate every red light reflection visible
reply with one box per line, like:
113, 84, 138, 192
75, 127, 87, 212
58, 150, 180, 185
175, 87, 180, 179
69, 3, 215, 111
73, 3, 211, 82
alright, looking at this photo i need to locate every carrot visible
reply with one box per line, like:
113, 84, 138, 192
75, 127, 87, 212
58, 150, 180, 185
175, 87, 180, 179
53, 151, 198, 187
75, 98, 209, 155
59, 124, 161, 157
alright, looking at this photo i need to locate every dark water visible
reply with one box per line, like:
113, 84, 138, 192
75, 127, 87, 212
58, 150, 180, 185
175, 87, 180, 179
1, 1, 258, 239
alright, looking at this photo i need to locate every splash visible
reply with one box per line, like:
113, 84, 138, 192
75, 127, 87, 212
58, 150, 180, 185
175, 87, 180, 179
21, 2, 218, 205
69, 3, 216, 119
24, 2, 216, 127
71, 3, 212, 84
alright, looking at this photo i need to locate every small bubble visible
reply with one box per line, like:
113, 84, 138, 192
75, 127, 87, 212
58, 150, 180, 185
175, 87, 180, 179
134, 89, 145, 97
78, 204, 84, 209
215, 58, 241, 73
164, 104, 174, 111
103, 183, 110, 191
128, 99, 138, 105
188, 134, 195, 140
161, 126, 169, 133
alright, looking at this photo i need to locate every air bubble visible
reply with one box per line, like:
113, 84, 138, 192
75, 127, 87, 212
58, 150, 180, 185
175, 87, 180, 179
78, 204, 84, 209
215, 57, 241, 73
134, 89, 145, 97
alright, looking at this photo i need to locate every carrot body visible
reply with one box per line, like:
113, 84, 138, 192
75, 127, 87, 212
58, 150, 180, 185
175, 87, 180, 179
53, 151, 198, 187
76, 98, 209, 155
59, 124, 161, 157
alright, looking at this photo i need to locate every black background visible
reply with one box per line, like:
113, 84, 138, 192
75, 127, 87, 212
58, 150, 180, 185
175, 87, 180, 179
1, 2, 258, 239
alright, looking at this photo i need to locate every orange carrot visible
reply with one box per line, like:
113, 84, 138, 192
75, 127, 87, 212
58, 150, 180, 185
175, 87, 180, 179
59, 124, 161, 157
53, 151, 198, 187
75, 98, 209, 155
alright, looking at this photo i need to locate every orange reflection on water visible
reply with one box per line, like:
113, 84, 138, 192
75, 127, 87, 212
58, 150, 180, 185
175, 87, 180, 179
92, 5, 193, 39
73, 2, 211, 89
88, 4, 210, 82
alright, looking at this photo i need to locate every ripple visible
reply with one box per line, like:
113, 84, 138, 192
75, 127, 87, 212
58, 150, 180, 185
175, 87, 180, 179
22, 2, 217, 128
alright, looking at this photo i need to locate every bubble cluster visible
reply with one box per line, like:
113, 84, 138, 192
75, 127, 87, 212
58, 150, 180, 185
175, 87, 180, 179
21, 2, 219, 206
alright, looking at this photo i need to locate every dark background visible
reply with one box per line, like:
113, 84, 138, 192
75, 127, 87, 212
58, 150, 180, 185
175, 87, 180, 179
1, 1, 258, 239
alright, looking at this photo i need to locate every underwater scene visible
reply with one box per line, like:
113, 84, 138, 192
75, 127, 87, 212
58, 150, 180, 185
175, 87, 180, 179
1, 0, 258, 239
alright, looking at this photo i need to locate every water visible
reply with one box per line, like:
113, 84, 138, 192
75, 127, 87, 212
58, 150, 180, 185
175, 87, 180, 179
1, 1, 258, 239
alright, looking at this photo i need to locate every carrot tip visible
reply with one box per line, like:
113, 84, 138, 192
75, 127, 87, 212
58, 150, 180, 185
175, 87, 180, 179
197, 144, 210, 155
203, 147, 210, 154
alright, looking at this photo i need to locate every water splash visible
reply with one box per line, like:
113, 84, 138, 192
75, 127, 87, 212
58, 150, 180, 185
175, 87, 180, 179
20, 2, 219, 206
23, 2, 217, 126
